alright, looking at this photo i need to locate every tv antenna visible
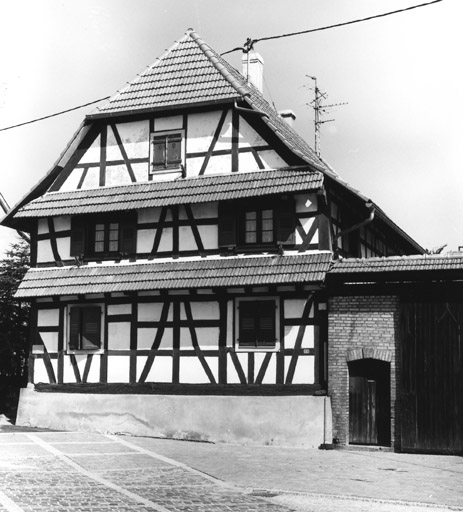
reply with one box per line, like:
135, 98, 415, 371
306, 76, 347, 157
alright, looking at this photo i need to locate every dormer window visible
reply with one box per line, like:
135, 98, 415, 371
150, 131, 183, 173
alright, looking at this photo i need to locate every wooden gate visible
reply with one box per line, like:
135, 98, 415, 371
349, 359, 390, 446
401, 299, 463, 454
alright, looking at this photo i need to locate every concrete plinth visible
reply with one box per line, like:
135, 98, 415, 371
16, 388, 332, 448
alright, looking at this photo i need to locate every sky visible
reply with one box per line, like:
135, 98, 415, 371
0, 0, 461, 256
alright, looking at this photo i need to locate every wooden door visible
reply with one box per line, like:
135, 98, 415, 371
349, 359, 390, 446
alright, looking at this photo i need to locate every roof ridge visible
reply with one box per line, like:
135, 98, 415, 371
94, 31, 192, 114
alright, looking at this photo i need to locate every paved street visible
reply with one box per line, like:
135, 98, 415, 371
0, 430, 462, 512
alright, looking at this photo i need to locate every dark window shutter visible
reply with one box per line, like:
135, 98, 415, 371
218, 202, 237, 248
276, 199, 295, 246
239, 301, 257, 347
69, 307, 81, 350
239, 300, 276, 348
119, 217, 137, 255
166, 134, 182, 165
257, 300, 276, 347
70, 217, 86, 256
152, 136, 166, 167
81, 307, 101, 350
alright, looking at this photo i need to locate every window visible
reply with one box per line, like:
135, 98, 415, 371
150, 131, 183, 172
68, 305, 103, 352
219, 197, 295, 250
70, 214, 137, 259
236, 298, 279, 350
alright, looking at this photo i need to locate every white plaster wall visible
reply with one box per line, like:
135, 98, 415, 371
116, 120, 149, 159
17, 389, 332, 448
37, 240, 55, 264
37, 309, 60, 327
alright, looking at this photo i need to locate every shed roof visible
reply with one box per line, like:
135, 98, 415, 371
328, 253, 463, 282
14, 167, 323, 218
15, 252, 332, 298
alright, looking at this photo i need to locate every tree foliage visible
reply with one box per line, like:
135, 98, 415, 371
0, 239, 30, 417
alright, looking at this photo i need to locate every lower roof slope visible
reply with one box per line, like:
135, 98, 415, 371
14, 167, 323, 219
15, 253, 332, 298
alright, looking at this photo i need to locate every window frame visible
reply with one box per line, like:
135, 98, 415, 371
219, 196, 295, 252
70, 213, 137, 259
235, 297, 280, 352
66, 304, 104, 354
149, 129, 185, 174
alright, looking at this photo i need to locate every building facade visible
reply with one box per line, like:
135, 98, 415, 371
2, 29, 430, 448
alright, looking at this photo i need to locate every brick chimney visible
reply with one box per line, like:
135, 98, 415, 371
242, 51, 264, 93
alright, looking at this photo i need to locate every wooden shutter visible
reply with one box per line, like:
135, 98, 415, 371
218, 201, 237, 248
276, 199, 295, 246
257, 300, 276, 347
238, 300, 276, 348
70, 217, 86, 256
151, 136, 166, 167
81, 307, 101, 350
238, 301, 257, 347
119, 215, 137, 255
166, 133, 182, 165
69, 307, 81, 350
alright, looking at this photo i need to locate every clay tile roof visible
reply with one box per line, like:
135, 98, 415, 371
93, 30, 245, 115
15, 253, 333, 298
15, 167, 323, 218
329, 253, 463, 280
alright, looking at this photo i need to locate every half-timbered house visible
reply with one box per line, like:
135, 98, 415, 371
1, 29, 425, 447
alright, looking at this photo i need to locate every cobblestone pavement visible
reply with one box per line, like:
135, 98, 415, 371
0, 431, 462, 512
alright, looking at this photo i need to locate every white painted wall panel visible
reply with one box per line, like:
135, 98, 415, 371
188, 302, 219, 320
157, 228, 173, 252
79, 134, 101, 164
258, 150, 287, 169
187, 111, 227, 153
138, 207, 160, 223
137, 328, 155, 350
185, 157, 203, 178
190, 202, 217, 219
37, 240, 55, 264
108, 323, 131, 350
108, 304, 132, 316
179, 226, 197, 251
54, 216, 71, 231
107, 356, 130, 383
56, 237, 71, 261
132, 163, 149, 182
116, 120, 149, 159
198, 225, 217, 250
179, 357, 211, 384
34, 360, 50, 384
137, 229, 155, 254
81, 167, 100, 189
155, 116, 183, 131
204, 154, 231, 175
148, 356, 172, 382
238, 151, 260, 172
106, 164, 133, 187
138, 303, 172, 322
238, 118, 267, 147
40, 332, 59, 353
37, 219, 48, 235
291, 355, 315, 384
38, 309, 60, 327
195, 328, 219, 349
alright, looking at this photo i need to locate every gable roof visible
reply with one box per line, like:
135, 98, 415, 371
15, 253, 332, 298
13, 167, 323, 220
0, 29, 424, 255
89, 29, 326, 174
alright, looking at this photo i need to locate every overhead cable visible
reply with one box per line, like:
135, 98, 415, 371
0, 96, 110, 132
221, 0, 444, 55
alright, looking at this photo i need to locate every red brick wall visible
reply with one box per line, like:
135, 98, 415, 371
328, 294, 401, 449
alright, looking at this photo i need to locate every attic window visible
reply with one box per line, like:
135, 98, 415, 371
150, 131, 183, 173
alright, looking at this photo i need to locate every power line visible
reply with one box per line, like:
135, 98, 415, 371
221, 0, 443, 55
0, 96, 110, 132
0, 0, 443, 131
